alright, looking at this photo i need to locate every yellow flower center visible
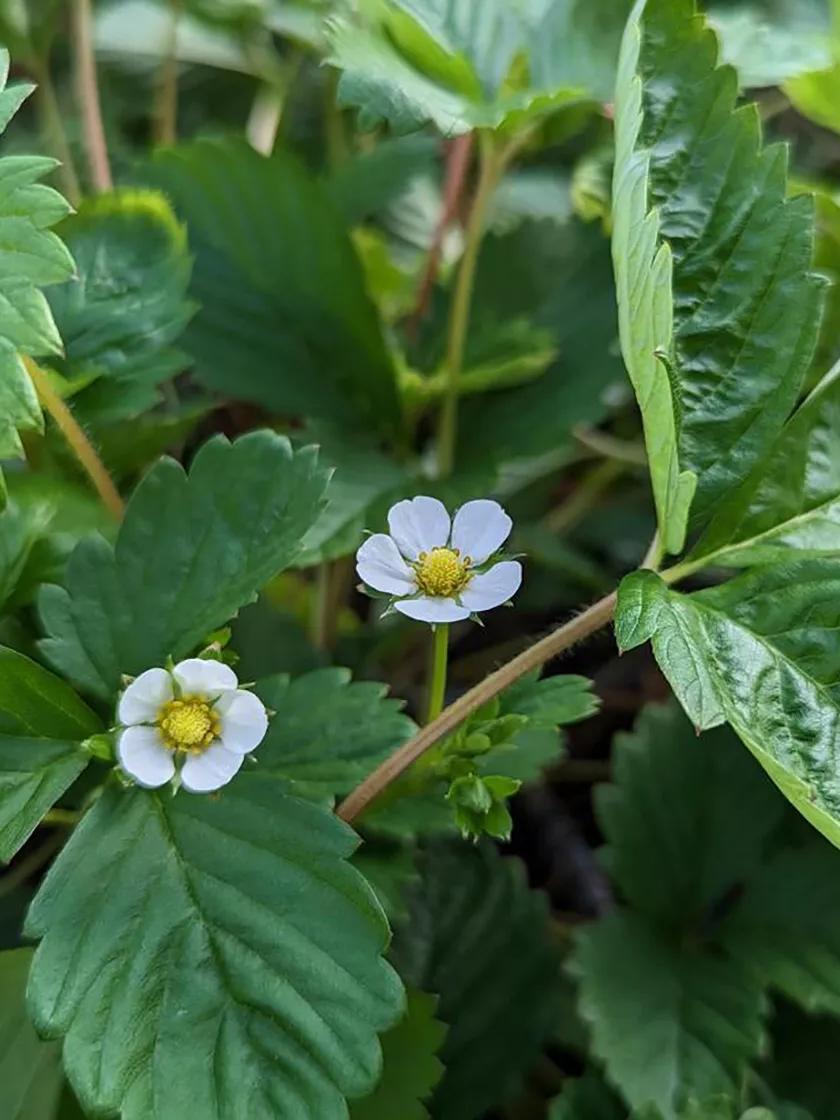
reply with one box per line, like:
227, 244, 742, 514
415, 547, 472, 598
157, 696, 220, 753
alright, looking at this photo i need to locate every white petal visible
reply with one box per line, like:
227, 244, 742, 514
118, 725, 175, 788
387, 496, 450, 560
181, 743, 244, 793
460, 561, 522, 613
215, 689, 269, 754
451, 500, 513, 565
173, 658, 238, 697
117, 667, 173, 726
356, 534, 417, 596
394, 596, 471, 623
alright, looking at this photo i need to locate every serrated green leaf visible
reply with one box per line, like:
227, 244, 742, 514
572, 910, 766, 1119
722, 842, 840, 1016
350, 987, 446, 1120
44, 189, 195, 423
597, 702, 784, 926
0, 948, 64, 1120
254, 668, 415, 796
40, 431, 329, 700
327, 0, 586, 138
26, 778, 404, 1119
689, 363, 840, 568
0, 646, 100, 862
393, 841, 562, 1120
0, 52, 73, 496
146, 140, 403, 439
614, 561, 840, 850
612, 0, 824, 554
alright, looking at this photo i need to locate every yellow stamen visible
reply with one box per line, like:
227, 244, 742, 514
157, 695, 220, 753
415, 547, 472, 598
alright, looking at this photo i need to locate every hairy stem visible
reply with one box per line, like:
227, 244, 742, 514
436, 134, 503, 477
337, 591, 617, 823
42, 808, 82, 827
33, 62, 81, 206
72, 0, 112, 192
25, 357, 125, 520
425, 623, 449, 724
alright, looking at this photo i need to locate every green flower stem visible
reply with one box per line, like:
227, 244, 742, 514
25, 357, 125, 521
338, 590, 618, 824
436, 133, 504, 478
426, 623, 449, 724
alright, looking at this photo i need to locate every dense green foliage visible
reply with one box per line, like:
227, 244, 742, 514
0, 0, 839, 1117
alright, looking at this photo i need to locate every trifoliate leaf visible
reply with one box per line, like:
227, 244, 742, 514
0, 948, 64, 1120
0, 646, 100, 862
44, 190, 195, 423
612, 0, 824, 553
393, 841, 562, 1120
596, 702, 784, 926
146, 140, 403, 440
350, 987, 446, 1120
572, 911, 767, 1120
40, 431, 329, 700
26, 778, 404, 1119
254, 668, 415, 797
615, 562, 840, 850
326, 0, 585, 137
0, 50, 74, 502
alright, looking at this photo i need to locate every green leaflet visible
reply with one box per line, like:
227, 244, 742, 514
708, 0, 831, 87
255, 668, 415, 797
0, 949, 64, 1120
0, 50, 73, 501
393, 841, 562, 1120
573, 911, 766, 1119
612, 0, 824, 554
44, 189, 195, 423
146, 139, 403, 440
688, 363, 840, 567
597, 703, 784, 927
326, 0, 588, 138
40, 431, 329, 699
0, 646, 100, 862
26, 779, 404, 1119
615, 562, 840, 849
349, 988, 446, 1120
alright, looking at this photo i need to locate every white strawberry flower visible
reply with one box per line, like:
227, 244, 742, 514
356, 496, 522, 623
116, 658, 268, 793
